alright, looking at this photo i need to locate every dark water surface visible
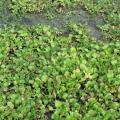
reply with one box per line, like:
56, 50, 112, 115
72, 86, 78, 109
0, 7, 104, 40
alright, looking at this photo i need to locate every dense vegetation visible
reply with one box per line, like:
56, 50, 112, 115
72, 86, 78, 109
0, 0, 120, 119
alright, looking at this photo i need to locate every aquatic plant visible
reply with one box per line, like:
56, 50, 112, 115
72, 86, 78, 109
0, 0, 120, 119
0, 24, 120, 119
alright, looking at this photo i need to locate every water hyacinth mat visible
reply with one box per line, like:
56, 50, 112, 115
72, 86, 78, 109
0, 0, 120, 119
0, 24, 120, 119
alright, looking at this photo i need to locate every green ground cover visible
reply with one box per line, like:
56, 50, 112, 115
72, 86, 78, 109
0, 0, 120, 119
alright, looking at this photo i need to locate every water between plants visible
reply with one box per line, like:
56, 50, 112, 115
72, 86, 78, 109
0, 7, 104, 40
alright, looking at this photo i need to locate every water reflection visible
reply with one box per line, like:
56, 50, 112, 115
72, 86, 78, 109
0, 7, 104, 40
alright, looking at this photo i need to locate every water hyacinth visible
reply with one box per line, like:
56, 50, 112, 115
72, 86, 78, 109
0, 0, 120, 119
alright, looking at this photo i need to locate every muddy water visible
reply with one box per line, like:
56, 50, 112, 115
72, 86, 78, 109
0, 7, 104, 40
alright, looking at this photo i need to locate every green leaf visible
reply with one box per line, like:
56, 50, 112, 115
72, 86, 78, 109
55, 101, 62, 108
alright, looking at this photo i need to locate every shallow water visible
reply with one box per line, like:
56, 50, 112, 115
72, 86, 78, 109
0, 7, 104, 40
